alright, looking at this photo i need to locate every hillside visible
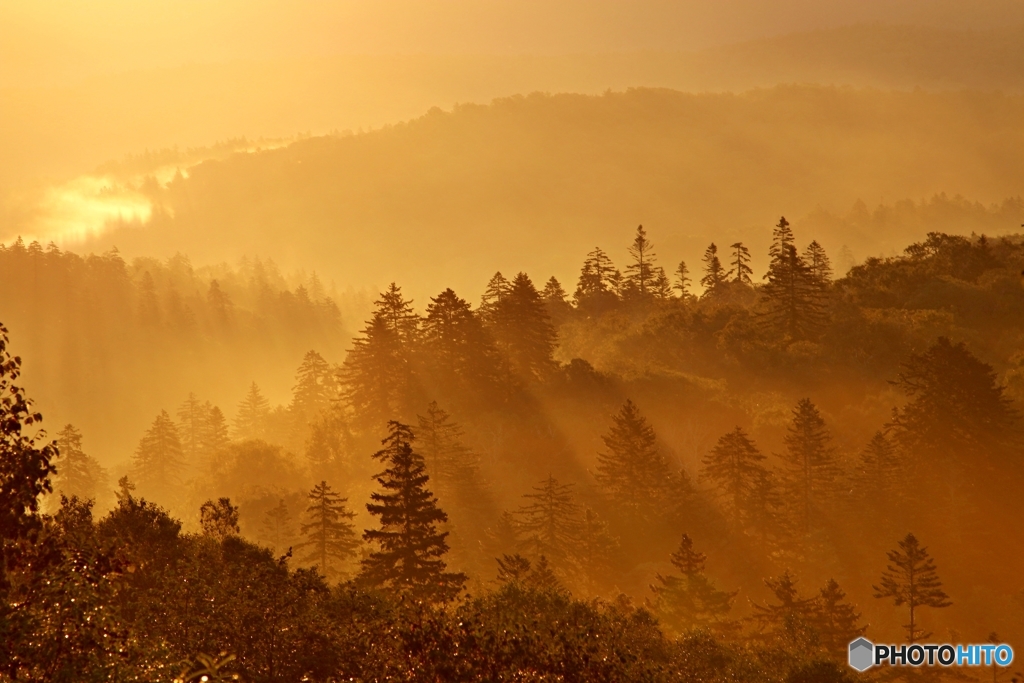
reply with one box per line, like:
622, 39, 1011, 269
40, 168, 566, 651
63, 85, 1024, 301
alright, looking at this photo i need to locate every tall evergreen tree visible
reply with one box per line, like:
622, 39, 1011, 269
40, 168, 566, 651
176, 393, 205, 470
673, 261, 692, 299
261, 498, 295, 553
730, 242, 753, 285
359, 422, 466, 601
574, 248, 619, 308
201, 403, 230, 458
514, 475, 582, 571
298, 480, 359, 580
53, 424, 104, 503
340, 284, 421, 430
416, 402, 482, 506
578, 507, 617, 593
132, 410, 186, 496
803, 241, 833, 287
815, 578, 865, 657
290, 350, 335, 428
422, 288, 498, 388
701, 427, 770, 528
760, 216, 825, 339
541, 276, 573, 323
779, 399, 840, 535
233, 382, 271, 440
490, 272, 558, 381
625, 225, 658, 296
650, 533, 736, 633
479, 272, 512, 324
596, 400, 673, 519
700, 243, 728, 295
751, 571, 818, 639
874, 533, 951, 643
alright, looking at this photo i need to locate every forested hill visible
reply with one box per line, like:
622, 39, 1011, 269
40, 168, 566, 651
76, 85, 1024, 300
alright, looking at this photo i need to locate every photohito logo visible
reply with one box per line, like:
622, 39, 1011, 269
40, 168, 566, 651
848, 638, 1014, 672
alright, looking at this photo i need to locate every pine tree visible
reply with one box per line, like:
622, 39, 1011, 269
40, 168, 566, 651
730, 242, 753, 285
297, 480, 358, 579
514, 475, 582, 571
490, 272, 558, 381
199, 497, 240, 540
479, 272, 513, 324
851, 432, 904, 512
201, 403, 230, 457
541, 276, 573, 323
416, 401, 482, 506
340, 284, 421, 431
803, 241, 833, 287
53, 424, 103, 503
650, 533, 736, 632
233, 382, 271, 440
290, 350, 335, 428
673, 261, 692, 299
874, 533, 951, 643
261, 498, 294, 553
700, 243, 728, 295
574, 247, 619, 308
751, 571, 819, 638
176, 393, 205, 471
701, 427, 770, 528
779, 399, 840, 535
815, 578, 865, 657
596, 400, 673, 519
422, 288, 498, 387
359, 422, 466, 600
132, 410, 186, 495
760, 217, 825, 339
625, 225, 658, 296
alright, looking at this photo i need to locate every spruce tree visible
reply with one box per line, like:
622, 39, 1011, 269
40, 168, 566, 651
779, 399, 840, 535
730, 242, 753, 285
298, 480, 359, 580
700, 243, 728, 295
651, 533, 736, 633
261, 498, 294, 553
176, 393, 205, 470
201, 403, 230, 457
625, 225, 658, 296
874, 533, 951, 642
851, 432, 904, 516
132, 410, 186, 496
803, 241, 833, 287
674, 260, 692, 298
416, 401, 482, 506
490, 272, 558, 381
541, 276, 573, 323
751, 571, 818, 638
815, 578, 865, 657
700, 427, 770, 528
479, 272, 512, 324
290, 350, 335, 429
233, 382, 271, 440
574, 247, 619, 308
359, 422, 466, 600
760, 217, 825, 339
422, 288, 498, 387
596, 400, 673, 519
53, 424, 103, 503
514, 475, 582, 571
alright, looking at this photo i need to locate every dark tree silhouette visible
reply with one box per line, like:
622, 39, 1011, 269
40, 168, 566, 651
700, 243, 728, 295
574, 247, 619, 309
359, 422, 466, 601
53, 424, 103, 503
701, 427, 770, 528
730, 242, 753, 285
489, 272, 558, 381
626, 225, 658, 296
760, 216, 825, 339
751, 571, 818, 639
673, 260, 692, 298
297, 480, 358, 579
650, 533, 736, 632
779, 399, 840, 535
874, 532, 951, 643
815, 578, 865, 658
132, 410, 186, 496
199, 497, 240, 540
596, 400, 673, 519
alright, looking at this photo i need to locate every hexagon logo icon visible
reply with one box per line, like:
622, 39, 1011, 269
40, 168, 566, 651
848, 637, 874, 672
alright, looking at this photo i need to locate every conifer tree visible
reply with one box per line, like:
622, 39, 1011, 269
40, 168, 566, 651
138, 270, 160, 326
815, 578, 865, 657
650, 533, 736, 632
779, 399, 840, 535
416, 402, 482, 506
360, 422, 466, 600
199, 497, 240, 540
340, 284, 421, 430
578, 507, 617, 593
298, 480, 358, 579
874, 533, 951, 642
803, 241, 833, 287
760, 217, 825, 339
652, 267, 673, 300
574, 248, 619, 308
132, 410, 186, 495
201, 403, 230, 457
261, 498, 294, 553
701, 427, 770, 527
53, 424, 104, 503
626, 225, 658, 296
596, 400, 673, 519
700, 243, 728, 295
422, 288, 498, 387
176, 393, 205, 470
851, 432, 904, 511
233, 382, 271, 440
514, 475, 582, 571
751, 571, 818, 638
479, 272, 512, 324
290, 350, 334, 427
207, 279, 232, 324
674, 261, 692, 299
541, 276, 573, 323
730, 242, 754, 285
490, 272, 558, 381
